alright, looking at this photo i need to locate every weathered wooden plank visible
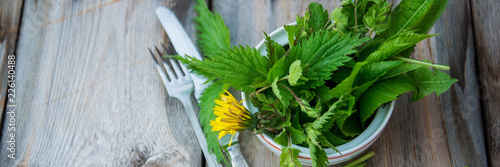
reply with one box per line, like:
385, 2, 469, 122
214, 0, 486, 166
0, 0, 204, 166
0, 0, 24, 140
471, 0, 500, 166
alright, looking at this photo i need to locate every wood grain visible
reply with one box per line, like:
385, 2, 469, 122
214, 0, 487, 166
471, 0, 500, 166
0, 0, 203, 166
0, 0, 24, 139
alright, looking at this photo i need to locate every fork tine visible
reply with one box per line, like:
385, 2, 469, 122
155, 46, 177, 80
178, 61, 190, 79
161, 43, 185, 77
161, 43, 177, 56
161, 43, 190, 79
148, 48, 159, 65
149, 48, 171, 82
168, 58, 185, 78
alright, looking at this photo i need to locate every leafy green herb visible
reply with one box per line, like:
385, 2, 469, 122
362, 0, 391, 35
409, 67, 458, 102
193, 0, 230, 56
359, 75, 416, 123
288, 60, 303, 86
307, 3, 330, 32
197, 80, 230, 165
280, 147, 303, 167
183, 1, 454, 167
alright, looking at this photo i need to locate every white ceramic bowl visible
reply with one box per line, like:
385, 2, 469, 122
241, 24, 395, 165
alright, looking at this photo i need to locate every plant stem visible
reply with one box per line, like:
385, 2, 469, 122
287, 132, 291, 147
393, 56, 450, 71
327, 22, 337, 30
279, 76, 290, 82
249, 76, 290, 97
367, 29, 374, 38
270, 104, 286, 121
282, 49, 291, 59
277, 84, 304, 106
322, 19, 332, 30
354, 0, 358, 34
343, 151, 375, 167
250, 85, 271, 97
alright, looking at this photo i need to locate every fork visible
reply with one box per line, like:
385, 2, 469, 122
148, 45, 221, 167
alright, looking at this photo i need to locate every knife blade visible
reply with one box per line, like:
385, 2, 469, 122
155, 6, 207, 101
155, 6, 248, 167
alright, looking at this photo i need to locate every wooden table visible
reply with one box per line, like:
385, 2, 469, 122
0, 0, 498, 166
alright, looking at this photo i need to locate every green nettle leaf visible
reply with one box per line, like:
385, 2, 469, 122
288, 60, 303, 86
250, 77, 269, 88
358, 37, 385, 60
319, 134, 341, 154
354, 61, 403, 86
408, 67, 458, 102
309, 142, 328, 167
315, 85, 334, 102
379, 0, 434, 38
184, 46, 268, 91
359, 75, 417, 123
272, 77, 284, 104
330, 8, 349, 31
193, 0, 230, 56
287, 31, 368, 88
275, 129, 289, 146
381, 62, 423, 80
391, 0, 450, 58
330, 67, 352, 84
306, 126, 322, 146
323, 131, 349, 146
352, 61, 403, 98
337, 115, 364, 137
365, 32, 436, 63
339, 1, 356, 30
292, 112, 301, 130
198, 80, 229, 165
300, 99, 321, 118
265, 33, 286, 67
280, 147, 303, 167
284, 25, 298, 48
330, 62, 367, 98
268, 59, 286, 84
307, 2, 330, 32
286, 126, 307, 144
313, 95, 350, 131
410, 0, 449, 34
362, 1, 392, 34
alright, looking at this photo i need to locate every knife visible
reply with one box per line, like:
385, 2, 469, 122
219, 133, 249, 167
155, 6, 248, 167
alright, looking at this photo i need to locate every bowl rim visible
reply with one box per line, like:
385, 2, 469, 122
242, 23, 395, 160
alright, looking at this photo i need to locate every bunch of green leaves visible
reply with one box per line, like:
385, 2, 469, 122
184, 0, 454, 166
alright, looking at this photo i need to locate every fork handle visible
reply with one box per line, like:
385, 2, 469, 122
179, 96, 222, 167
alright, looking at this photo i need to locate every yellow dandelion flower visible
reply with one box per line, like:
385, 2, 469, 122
210, 90, 255, 146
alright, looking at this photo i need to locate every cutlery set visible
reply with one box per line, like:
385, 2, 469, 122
149, 6, 249, 167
